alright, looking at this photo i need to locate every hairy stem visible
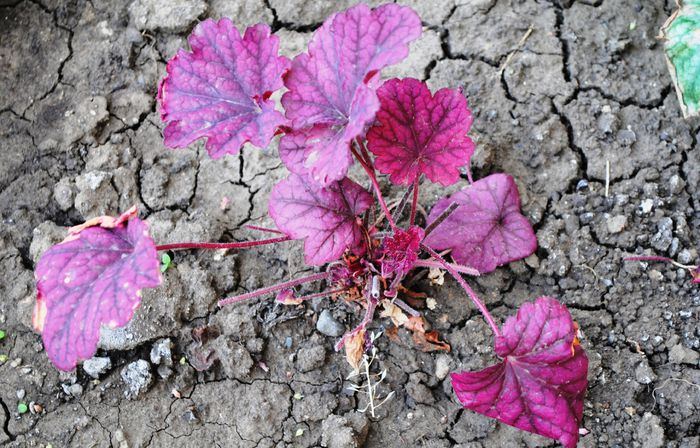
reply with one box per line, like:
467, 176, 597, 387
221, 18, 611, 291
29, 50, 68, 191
156, 235, 290, 252
391, 185, 414, 224
409, 179, 419, 226
414, 259, 480, 276
335, 279, 379, 351
289, 288, 347, 303
244, 224, 285, 235
423, 202, 458, 237
352, 143, 396, 232
218, 271, 331, 307
420, 243, 501, 337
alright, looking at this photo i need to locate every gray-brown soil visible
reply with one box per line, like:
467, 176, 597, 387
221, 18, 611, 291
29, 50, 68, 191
1, 0, 699, 447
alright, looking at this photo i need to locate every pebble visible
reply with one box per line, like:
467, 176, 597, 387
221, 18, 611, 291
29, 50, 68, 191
678, 249, 693, 264
637, 413, 665, 448
640, 199, 654, 214
617, 129, 637, 146
634, 361, 656, 384
580, 212, 594, 225
668, 344, 700, 365
606, 215, 627, 234
83, 356, 112, 379
62, 383, 83, 397
669, 174, 685, 195
434, 355, 452, 380
651, 217, 674, 252
150, 338, 173, 366
576, 179, 589, 192
597, 111, 618, 135
121, 360, 153, 399
316, 310, 345, 337
16, 389, 25, 400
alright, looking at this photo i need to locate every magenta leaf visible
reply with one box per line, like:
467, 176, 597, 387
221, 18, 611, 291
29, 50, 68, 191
451, 297, 588, 448
280, 3, 421, 185
381, 226, 424, 278
158, 20, 290, 158
278, 126, 354, 184
33, 207, 161, 371
367, 78, 475, 186
268, 173, 372, 265
424, 173, 537, 273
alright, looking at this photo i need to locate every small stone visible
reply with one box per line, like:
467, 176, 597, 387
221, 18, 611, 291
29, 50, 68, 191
606, 215, 627, 234
575, 179, 589, 191
597, 111, 618, 135
640, 199, 654, 214
668, 344, 700, 365
316, 310, 345, 337
83, 356, 112, 379
651, 217, 674, 252
434, 354, 452, 380
121, 360, 153, 399
16, 389, 25, 400
678, 249, 693, 264
580, 212, 594, 225
634, 361, 656, 384
617, 129, 637, 146
61, 383, 83, 397
150, 338, 173, 366
53, 178, 76, 211
157, 365, 173, 379
636, 413, 664, 448
669, 175, 685, 195
648, 270, 664, 282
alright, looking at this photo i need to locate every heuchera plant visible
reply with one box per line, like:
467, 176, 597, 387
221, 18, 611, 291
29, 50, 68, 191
33, 4, 589, 447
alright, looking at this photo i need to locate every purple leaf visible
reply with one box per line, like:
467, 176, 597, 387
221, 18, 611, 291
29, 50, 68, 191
451, 297, 588, 448
381, 226, 424, 278
367, 78, 475, 186
33, 207, 161, 371
424, 173, 537, 273
278, 126, 355, 184
158, 20, 290, 158
280, 3, 421, 185
268, 173, 372, 265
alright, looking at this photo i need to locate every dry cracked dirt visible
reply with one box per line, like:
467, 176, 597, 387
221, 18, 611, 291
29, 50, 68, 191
1, 0, 700, 447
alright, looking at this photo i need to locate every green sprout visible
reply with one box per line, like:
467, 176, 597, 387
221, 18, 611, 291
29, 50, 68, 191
160, 253, 172, 273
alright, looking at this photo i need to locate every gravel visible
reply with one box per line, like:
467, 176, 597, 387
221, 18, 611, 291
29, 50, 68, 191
316, 310, 345, 337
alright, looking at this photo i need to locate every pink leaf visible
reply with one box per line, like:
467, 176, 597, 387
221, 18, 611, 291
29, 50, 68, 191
367, 78, 475, 186
451, 297, 588, 448
381, 226, 424, 278
33, 207, 161, 371
268, 173, 372, 265
158, 20, 290, 158
424, 173, 537, 273
280, 4, 421, 185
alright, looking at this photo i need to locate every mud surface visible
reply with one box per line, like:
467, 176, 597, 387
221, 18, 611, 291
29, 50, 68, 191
1, 0, 699, 447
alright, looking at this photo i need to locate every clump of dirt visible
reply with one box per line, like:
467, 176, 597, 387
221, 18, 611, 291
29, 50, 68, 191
0, 0, 698, 447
